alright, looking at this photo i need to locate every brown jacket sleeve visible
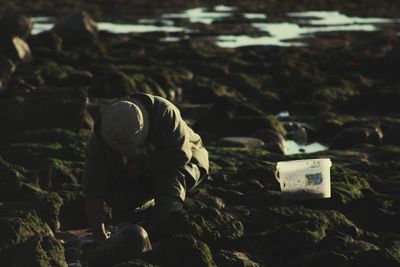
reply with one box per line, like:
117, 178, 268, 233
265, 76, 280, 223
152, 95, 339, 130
143, 104, 192, 174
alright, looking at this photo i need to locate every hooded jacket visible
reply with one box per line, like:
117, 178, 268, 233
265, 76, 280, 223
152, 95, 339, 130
83, 93, 209, 199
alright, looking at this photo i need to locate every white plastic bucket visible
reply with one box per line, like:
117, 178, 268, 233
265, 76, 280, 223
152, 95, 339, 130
275, 158, 332, 200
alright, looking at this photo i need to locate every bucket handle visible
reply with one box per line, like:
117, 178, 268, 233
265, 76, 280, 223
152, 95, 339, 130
274, 169, 280, 183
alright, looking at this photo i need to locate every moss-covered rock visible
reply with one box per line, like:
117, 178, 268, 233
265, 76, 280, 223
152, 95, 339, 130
0, 143, 84, 188
0, 86, 91, 132
0, 208, 67, 267
89, 65, 136, 98
330, 165, 373, 204
22, 189, 63, 231
0, 156, 38, 201
151, 234, 216, 267
166, 207, 244, 244
248, 207, 361, 239
213, 249, 260, 267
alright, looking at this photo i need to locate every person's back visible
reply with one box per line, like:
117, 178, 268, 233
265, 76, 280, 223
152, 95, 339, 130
83, 93, 209, 241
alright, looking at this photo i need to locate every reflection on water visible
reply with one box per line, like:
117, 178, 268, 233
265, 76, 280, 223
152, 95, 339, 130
244, 13, 267, 19
214, 5, 236, 12
97, 22, 184, 33
219, 10, 399, 48
288, 11, 397, 25
31, 18, 185, 35
219, 21, 383, 48
31, 9, 400, 48
163, 7, 232, 24
217, 35, 304, 48
277, 111, 290, 118
286, 140, 328, 155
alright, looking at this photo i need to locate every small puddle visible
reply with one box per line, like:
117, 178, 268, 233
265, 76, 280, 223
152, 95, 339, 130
218, 11, 399, 48
288, 11, 396, 26
286, 140, 328, 155
31, 9, 400, 48
31, 18, 186, 35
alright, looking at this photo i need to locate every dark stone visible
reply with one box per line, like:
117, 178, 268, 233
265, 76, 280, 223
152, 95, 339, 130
89, 224, 152, 267
251, 128, 287, 154
28, 30, 63, 51
52, 12, 98, 46
330, 126, 383, 149
0, 11, 32, 39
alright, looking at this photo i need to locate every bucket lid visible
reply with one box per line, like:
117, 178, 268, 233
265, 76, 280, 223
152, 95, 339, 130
276, 158, 332, 170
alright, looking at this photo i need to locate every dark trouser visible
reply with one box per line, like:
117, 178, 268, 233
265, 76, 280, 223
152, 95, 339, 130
105, 163, 205, 214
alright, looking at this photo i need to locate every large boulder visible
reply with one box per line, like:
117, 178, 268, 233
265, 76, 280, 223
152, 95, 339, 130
0, 11, 33, 39
52, 12, 98, 46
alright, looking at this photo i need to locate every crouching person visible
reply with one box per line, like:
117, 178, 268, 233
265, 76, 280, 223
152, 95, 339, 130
83, 93, 209, 241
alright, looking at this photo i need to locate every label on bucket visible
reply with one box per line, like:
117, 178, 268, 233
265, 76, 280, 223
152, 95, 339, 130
305, 172, 323, 185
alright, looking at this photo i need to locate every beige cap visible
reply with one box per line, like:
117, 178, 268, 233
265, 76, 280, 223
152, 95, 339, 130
101, 99, 150, 153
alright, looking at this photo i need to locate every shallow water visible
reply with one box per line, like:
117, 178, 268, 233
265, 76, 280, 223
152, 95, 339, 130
288, 11, 397, 26
162, 6, 232, 24
97, 22, 184, 33
31, 8, 399, 47
286, 140, 328, 155
31, 18, 186, 34
244, 13, 267, 20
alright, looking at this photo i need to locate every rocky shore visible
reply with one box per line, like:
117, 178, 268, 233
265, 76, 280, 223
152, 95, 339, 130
1, 1, 400, 266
